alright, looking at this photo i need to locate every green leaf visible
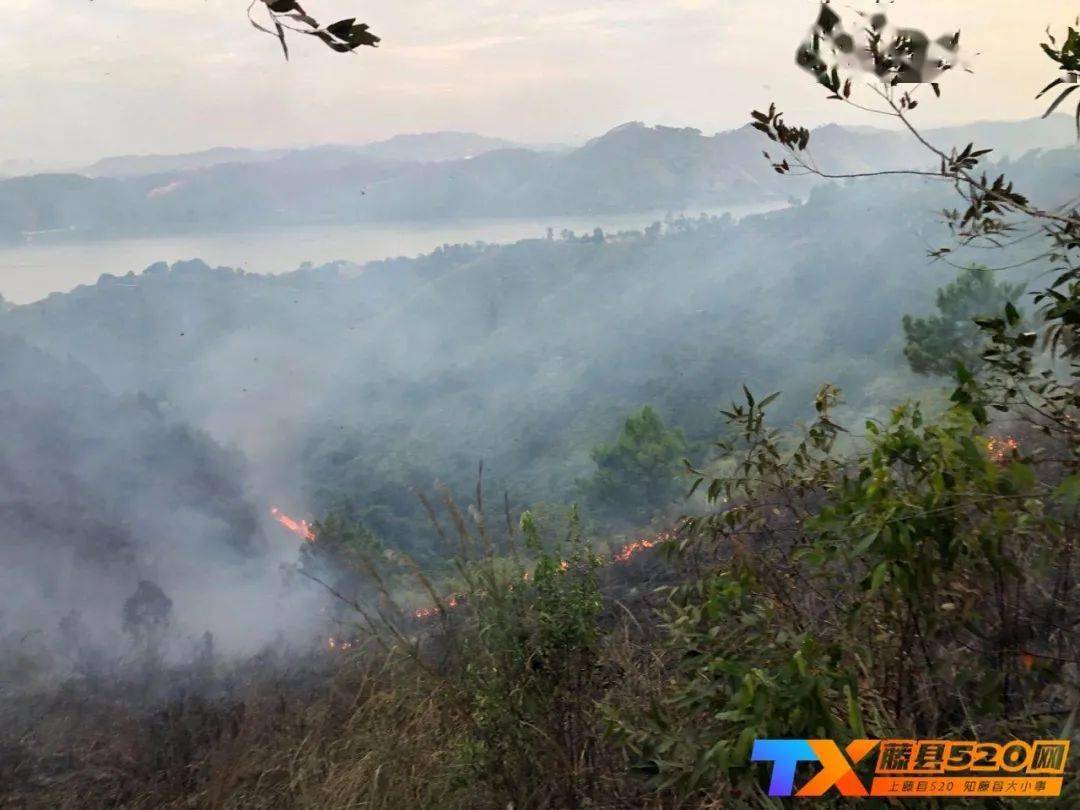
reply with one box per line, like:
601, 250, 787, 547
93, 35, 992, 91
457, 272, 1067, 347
1056, 474, 1080, 506
845, 684, 866, 738
853, 531, 879, 555
1007, 462, 1036, 491
869, 561, 888, 595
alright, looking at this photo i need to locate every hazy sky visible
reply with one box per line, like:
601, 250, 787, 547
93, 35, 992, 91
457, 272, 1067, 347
2, 0, 1072, 168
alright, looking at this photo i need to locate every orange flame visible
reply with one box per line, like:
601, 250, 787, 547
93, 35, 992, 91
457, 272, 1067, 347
320, 531, 677, 648
612, 531, 674, 563
271, 507, 316, 542
408, 531, 675, 621
987, 436, 1019, 464
326, 636, 354, 652
413, 594, 462, 621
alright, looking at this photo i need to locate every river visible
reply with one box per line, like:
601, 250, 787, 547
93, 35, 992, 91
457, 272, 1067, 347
0, 201, 786, 304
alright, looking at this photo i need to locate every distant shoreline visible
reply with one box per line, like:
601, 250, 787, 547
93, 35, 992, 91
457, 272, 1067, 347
0, 201, 790, 305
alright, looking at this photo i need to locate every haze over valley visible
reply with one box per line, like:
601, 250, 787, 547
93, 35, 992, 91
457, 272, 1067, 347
1, 115, 1075, 652
3, 1, 1080, 803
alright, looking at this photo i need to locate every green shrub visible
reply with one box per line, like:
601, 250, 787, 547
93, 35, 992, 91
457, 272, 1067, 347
586, 405, 688, 522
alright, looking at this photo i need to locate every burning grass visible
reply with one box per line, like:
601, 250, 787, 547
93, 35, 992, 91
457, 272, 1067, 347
1, 482, 681, 808
0, 546, 674, 809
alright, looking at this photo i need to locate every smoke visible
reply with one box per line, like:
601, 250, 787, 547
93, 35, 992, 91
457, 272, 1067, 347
0, 333, 329, 686
0, 138, 1072, 690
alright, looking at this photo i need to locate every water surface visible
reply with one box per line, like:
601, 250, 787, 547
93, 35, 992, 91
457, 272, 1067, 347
0, 202, 785, 304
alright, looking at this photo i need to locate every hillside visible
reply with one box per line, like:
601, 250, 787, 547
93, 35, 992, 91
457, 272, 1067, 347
4, 140, 1076, 806
1, 116, 1071, 243
1, 148, 1062, 553
0, 334, 282, 670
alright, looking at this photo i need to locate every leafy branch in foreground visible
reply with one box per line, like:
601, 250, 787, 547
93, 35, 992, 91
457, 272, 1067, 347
618, 380, 1080, 794
1039, 20, 1080, 134
754, 5, 1080, 422
246, 0, 380, 59
606, 2, 1080, 798
753, 5, 1080, 237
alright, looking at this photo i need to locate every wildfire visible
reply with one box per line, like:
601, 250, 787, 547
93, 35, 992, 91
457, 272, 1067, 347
318, 530, 677, 651
612, 531, 673, 563
413, 594, 461, 621
326, 636, 354, 652
987, 436, 1019, 464
270, 507, 316, 542
408, 530, 675, 621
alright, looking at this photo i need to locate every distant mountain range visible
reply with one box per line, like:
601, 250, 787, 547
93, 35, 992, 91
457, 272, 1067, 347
0, 116, 1072, 243
81, 132, 535, 178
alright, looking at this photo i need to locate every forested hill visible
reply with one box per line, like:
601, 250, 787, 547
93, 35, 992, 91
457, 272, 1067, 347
0, 116, 1070, 242
6, 145, 1072, 557
0, 144, 1072, 666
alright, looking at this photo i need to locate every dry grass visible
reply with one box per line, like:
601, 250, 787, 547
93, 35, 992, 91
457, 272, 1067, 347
187, 654, 478, 809
0, 618, 682, 809
0, 535, 687, 809
1, 649, 486, 810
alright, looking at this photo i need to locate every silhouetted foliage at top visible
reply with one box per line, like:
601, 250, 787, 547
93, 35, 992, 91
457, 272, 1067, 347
247, 0, 380, 59
90, 0, 381, 58
755, 4, 1080, 366
1039, 20, 1080, 134
797, 3, 963, 88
